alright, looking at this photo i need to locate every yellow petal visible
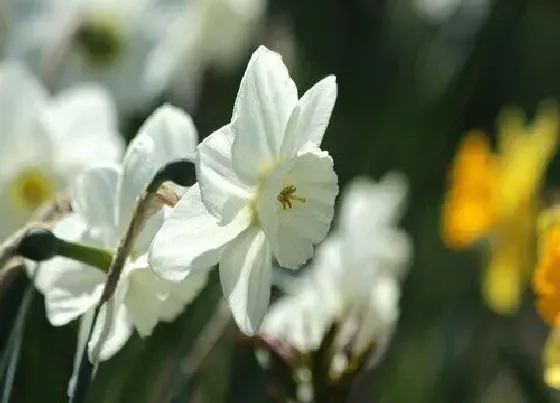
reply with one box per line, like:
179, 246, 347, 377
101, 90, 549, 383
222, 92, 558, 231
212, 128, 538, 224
544, 328, 560, 389
483, 206, 533, 315
483, 242, 523, 315
495, 101, 560, 221
442, 131, 495, 249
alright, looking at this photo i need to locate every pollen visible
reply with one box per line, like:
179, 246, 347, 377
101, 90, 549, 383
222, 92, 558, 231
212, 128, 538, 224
277, 185, 306, 210
9, 168, 54, 212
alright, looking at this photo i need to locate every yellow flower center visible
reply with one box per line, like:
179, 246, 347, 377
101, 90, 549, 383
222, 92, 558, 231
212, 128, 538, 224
277, 185, 306, 210
75, 13, 124, 66
9, 169, 54, 212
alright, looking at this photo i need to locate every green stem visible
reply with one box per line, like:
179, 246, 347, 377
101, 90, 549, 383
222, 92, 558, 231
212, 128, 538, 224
56, 239, 114, 273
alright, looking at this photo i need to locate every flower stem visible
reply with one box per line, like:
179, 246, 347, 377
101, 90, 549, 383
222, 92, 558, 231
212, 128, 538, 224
56, 240, 114, 273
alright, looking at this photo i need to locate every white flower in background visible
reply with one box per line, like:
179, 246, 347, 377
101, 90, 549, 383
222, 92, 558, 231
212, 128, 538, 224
144, 0, 266, 106
6, 0, 187, 111
37, 105, 207, 364
0, 60, 122, 240
150, 45, 339, 335
260, 174, 412, 371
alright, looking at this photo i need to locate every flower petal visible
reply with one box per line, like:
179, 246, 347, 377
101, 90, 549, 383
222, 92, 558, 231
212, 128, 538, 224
0, 61, 53, 176
339, 172, 408, 234
197, 123, 252, 224
88, 296, 134, 362
231, 46, 298, 180
46, 84, 123, 176
125, 257, 208, 336
149, 183, 250, 282
119, 105, 198, 230
273, 143, 338, 268
118, 133, 156, 228
67, 309, 95, 398
545, 328, 560, 389
280, 75, 337, 157
139, 104, 199, 165
41, 260, 105, 326
219, 226, 272, 335
73, 164, 121, 242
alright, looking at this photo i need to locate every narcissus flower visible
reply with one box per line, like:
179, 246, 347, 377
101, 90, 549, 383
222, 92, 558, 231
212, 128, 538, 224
6, 0, 183, 110
260, 174, 412, 375
0, 61, 122, 240
37, 105, 206, 363
442, 101, 560, 314
150, 45, 339, 335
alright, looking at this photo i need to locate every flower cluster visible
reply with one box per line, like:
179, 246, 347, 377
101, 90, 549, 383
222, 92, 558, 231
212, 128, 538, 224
0, 43, 412, 399
442, 102, 560, 314
441, 101, 560, 390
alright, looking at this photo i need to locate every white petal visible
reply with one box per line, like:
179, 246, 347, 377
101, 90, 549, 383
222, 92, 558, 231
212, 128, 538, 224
73, 165, 121, 240
118, 133, 156, 228
138, 104, 199, 164
41, 260, 105, 326
219, 226, 272, 335
124, 259, 208, 337
119, 105, 198, 229
158, 270, 209, 321
0, 61, 53, 176
67, 309, 95, 398
261, 287, 331, 352
231, 46, 298, 180
149, 183, 250, 282
196, 123, 253, 224
47, 84, 123, 176
273, 144, 338, 268
88, 295, 134, 362
280, 76, 337, 157
339, 172, 408, 235
354, 276, 399, 355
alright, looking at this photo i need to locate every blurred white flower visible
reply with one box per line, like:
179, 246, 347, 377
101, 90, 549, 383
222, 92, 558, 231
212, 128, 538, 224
6, 0, 186, 110
150, 45, 338, 335
260, 174, 412, 371
37, 105, 207, 364
0, 60, 122, 240
144, 0, 266, 106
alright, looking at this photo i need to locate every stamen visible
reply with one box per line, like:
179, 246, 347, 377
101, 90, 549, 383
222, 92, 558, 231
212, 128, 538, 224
277, 185, 306, 210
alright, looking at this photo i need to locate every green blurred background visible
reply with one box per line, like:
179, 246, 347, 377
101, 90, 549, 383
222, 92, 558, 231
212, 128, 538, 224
3, 0, 560, 401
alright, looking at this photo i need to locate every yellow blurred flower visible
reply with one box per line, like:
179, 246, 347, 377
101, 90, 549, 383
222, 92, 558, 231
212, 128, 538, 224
442, 101, 560, 314
544, 328, 560, 389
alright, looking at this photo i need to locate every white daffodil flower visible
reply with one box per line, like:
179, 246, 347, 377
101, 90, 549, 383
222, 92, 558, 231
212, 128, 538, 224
150, 45, 339, 335
37, 105, 207, 364
0, 60, 122, 240
143, 0, 266, 106
6, 0, 185, 110
260, 174, 412, 364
